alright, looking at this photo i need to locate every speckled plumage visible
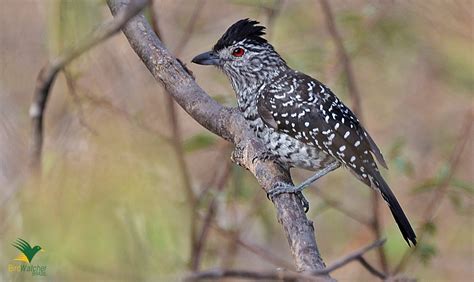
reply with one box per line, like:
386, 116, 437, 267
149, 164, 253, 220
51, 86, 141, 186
192, 19, 416, 246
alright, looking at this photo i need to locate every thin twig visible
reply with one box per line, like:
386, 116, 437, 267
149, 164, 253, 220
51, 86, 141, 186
186, 239, 387, 281
173, 0, 206, 56
319, 0, 389, 272
29, 0, 149, 170
63, 70, 98, 135
149, 1, 205, 270
192, 157, 233, 270
210, 221, 294, 270
319, 0, 362, 117
312, 187, 372, 227
79, 88, 170, 141
357, 257, 387, 280
394, 111, 473, 273
262, 0, 283, 40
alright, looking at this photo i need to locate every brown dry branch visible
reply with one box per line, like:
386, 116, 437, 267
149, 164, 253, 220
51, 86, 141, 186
394, 110, 473, 273
313, 188, 371, 227
319, 0, 389, 272
107, 0, 328, 274
29, 0, 149, 170
186, 239, 387, 281
149, 1, 202, 270
79, 87, 170, 141
192, 156, 233, 270
209, 218, 294, 270
63, 70, 98, 135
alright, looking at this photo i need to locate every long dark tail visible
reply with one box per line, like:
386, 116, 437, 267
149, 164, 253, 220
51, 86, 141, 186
373, 172, 417, 246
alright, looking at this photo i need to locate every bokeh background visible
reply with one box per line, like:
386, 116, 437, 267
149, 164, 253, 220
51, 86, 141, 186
1, 0, 472, 281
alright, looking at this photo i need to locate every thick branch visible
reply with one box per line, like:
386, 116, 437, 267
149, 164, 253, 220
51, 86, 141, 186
107, 0, 327, 274
29, 0, 149, 169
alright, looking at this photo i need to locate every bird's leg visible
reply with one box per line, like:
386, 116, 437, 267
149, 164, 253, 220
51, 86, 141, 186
267, 161, 341, 211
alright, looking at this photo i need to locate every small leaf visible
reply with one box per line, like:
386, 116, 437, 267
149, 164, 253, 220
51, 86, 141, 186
387, 137, 406, 160
450, 178, 474, 194
436, 164, 451, 182
422, 221, 437, 236
183, 133, 217, 152
393, 156, 415, 177
416, 242, 437, 265
412, 178, 438, 194
448, 192, 462, 210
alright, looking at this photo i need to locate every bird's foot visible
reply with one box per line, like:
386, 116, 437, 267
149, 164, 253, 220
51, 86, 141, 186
267, 182, 310, 212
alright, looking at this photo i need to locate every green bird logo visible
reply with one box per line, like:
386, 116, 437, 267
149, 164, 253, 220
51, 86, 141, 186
12, 238, 44, 263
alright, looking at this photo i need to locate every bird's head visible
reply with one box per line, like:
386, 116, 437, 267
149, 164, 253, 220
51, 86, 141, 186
192, 19, 286, 84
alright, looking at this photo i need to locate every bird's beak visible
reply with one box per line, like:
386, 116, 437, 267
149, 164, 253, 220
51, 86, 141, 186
192, 51, 219, 66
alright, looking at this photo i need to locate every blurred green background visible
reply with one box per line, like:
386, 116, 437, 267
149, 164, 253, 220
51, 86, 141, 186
0, 0, 472, 281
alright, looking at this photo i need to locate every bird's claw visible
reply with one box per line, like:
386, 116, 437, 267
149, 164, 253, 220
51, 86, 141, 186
267, 182, 310, 213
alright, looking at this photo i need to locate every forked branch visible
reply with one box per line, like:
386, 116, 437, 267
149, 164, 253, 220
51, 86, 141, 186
107, 0, 328, 275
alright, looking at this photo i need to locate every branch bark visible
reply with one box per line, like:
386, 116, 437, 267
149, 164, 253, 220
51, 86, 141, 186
107, 0, 328, 275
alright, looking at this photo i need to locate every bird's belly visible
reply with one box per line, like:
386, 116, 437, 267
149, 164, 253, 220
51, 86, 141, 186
258, 126, 334, 171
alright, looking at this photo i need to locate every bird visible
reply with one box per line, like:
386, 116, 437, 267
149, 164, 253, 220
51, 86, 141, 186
12, 238, 43, 263
192, 19, 416, 246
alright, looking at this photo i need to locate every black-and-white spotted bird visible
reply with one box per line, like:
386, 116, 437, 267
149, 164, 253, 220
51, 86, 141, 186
192, 19, 416, 246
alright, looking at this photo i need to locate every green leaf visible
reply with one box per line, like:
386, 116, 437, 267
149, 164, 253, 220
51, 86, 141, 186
183, 133, 217, 152
416, 242, 437, 265
387, 137, 406, 160
393, 156, 415, 177
412, 178, 438, 194
422, 221, 437, 236
448, 192, 463, 211
450, 178, 474, 194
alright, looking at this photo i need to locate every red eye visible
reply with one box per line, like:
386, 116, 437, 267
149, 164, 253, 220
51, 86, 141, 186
232, 48, 245, 57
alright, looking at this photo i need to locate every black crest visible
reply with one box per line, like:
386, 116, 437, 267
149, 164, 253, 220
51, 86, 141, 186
213, 19, 267, 51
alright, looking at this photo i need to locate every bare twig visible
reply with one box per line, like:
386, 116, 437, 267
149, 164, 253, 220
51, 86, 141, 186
63, 70, 98, 135
149, 1, 206, 270
29, 0, 149, 170
210, 221, 294, 270
312, 188, 372, 227
357, 257, 387, 280
173, 0, 206, 56
186, 239, 387, 281
79, 88, 170, 140
192, 158, 232, 270
394, 111, 473, 273
320, 239, 385, 275
107, 0, 328, 274
319, 0, 389, 272
319, 0, 362, 117
262, 0, 283, 40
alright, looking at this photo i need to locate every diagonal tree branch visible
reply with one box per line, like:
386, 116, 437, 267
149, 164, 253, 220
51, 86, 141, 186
107, 0, 329, 275
29, 0, 149, 170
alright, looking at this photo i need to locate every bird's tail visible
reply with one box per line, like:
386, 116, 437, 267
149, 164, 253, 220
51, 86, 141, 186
371, 170, 417, 246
